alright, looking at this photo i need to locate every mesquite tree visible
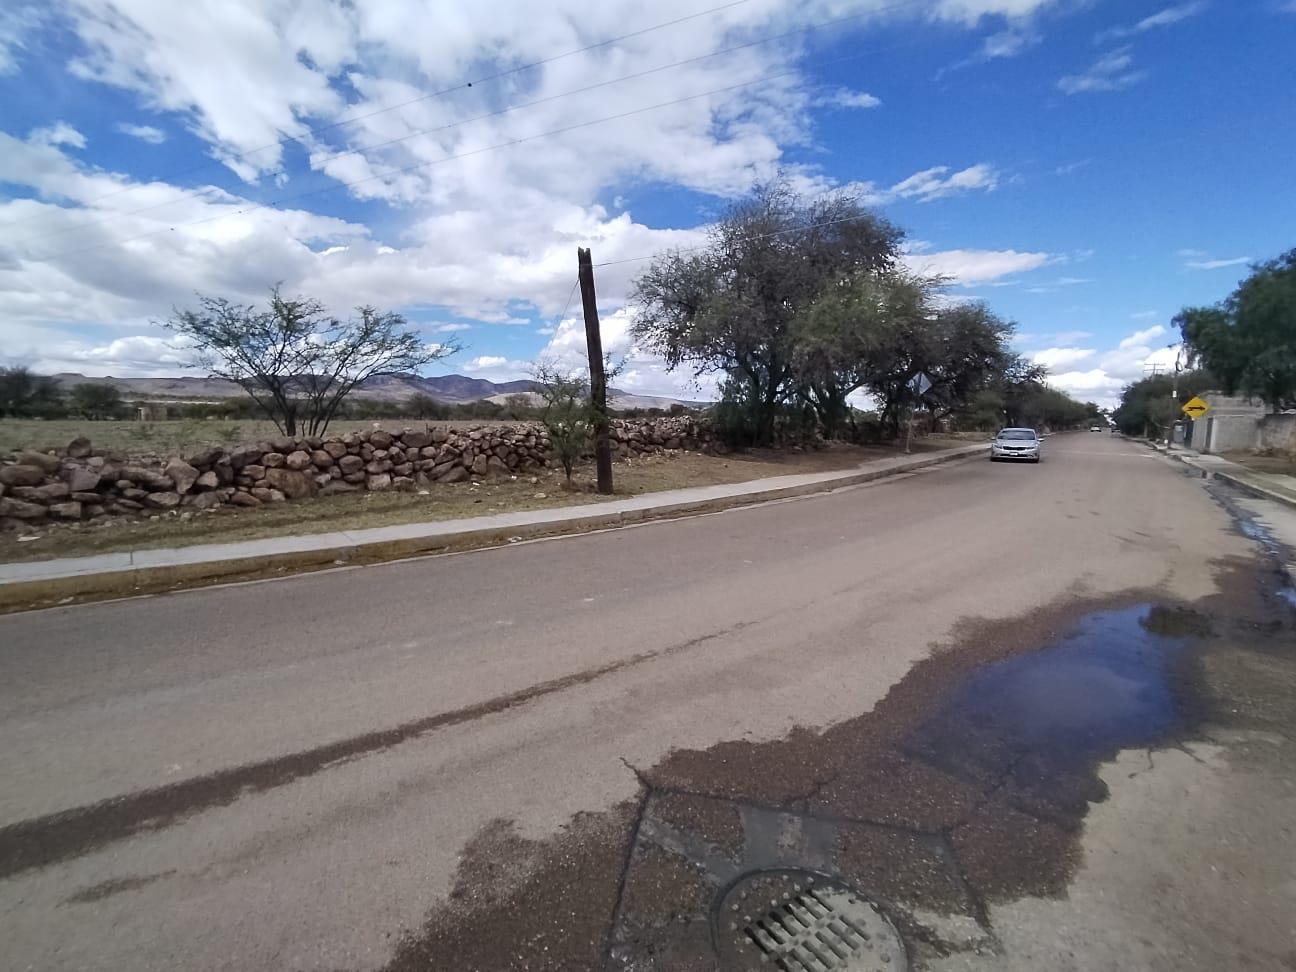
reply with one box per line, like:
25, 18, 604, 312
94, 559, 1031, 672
532, 364, 593, 482
166, 287, 459, 436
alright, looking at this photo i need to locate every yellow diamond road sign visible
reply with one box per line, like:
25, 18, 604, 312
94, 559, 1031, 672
1182, 396, 1211, 419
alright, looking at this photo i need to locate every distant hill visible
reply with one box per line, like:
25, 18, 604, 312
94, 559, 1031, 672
48, 372, 707, 411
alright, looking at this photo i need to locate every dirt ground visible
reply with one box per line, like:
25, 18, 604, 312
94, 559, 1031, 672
0, 441, 958, 563
1223, 450, 1296, 476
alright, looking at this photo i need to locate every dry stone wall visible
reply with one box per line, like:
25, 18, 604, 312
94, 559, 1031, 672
0, 416, 717, 529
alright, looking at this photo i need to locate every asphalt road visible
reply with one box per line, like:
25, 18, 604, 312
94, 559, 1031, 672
2, 432, 1293, 971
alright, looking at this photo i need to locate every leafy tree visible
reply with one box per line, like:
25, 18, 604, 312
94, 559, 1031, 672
532, 365, 592, 482
0, 366, 63, 418
166, 287, 460, 436
1112, 371, 1216, 436
997, 356, 1050, 427
68, 382, 125, 420
404, 393, 449, 421
791, 272, 933, 438
1179, 249, 1296, 412
918, 303, 1018, 429
861, 300, 1017, 438
1016, 387, 1091, 430
632, 182, 902, 445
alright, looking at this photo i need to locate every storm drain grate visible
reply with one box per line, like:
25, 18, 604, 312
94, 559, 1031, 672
716, 872, 906, 972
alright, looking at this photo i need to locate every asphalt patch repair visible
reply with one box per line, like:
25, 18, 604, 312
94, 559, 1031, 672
381, 556, 1296, 972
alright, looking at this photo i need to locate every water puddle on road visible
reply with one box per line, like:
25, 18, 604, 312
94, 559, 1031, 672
384, 602, 1217, 972
907, 605, 1199, 797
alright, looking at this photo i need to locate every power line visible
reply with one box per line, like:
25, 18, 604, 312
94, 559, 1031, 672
31, 44, 904, 263
8, 0, 757, 225
25, 0, 930, 245
550, 279, 581, 331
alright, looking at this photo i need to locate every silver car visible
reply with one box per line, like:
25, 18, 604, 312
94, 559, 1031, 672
990, 428, 1041, 463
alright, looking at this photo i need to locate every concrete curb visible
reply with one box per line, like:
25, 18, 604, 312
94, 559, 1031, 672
0, 443, 987, 612
1186, 465, 1296, 508
1133, 436, 1296, 510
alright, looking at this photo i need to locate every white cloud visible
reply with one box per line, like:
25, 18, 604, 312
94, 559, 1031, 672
1048, 368, 1123, 402
1178, 248, 1250, 270
1055, 159, 1091, 176
1058, 47, 1147, 94
0, 3, 44, 75
1026, 275, 1093, 293
448, 355, 535, 384
804, 163, 1001, 208
458, 312, 718, 402
536, 306, 721, 400
116, 123, 167, 144
0, 0, 1060, 378
1032, 347, 1095, 369
0, 326, 199, 377
1185, 255, 1251, 270
1095, 2, 1207, 44
30, 122, 87, 149
817, 88, 882, 110
1047, 329, 1184, 409
904, 247, 1052, 286
977, 26, 1039, 59
64, 0, 351, 178
936, 16, 1043, 76
0, 125, 711, 332
889, 163, 999, 202
1131, 310, 1159, 320
432, 322, 473, 333
928, 1, 1061, 27
1119, 324, 1166, 349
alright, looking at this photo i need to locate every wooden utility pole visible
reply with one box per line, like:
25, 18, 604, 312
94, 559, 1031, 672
577, 247, 613, 494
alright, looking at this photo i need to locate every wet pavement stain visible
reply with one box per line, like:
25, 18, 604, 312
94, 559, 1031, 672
907, 606, 1193, 811
381, 593, 1269, 972
0, 622, 753, 881
604, 604, 1205, 969
61, 869, 176, 905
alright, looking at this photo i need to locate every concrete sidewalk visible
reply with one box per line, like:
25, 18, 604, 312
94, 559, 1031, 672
1146, 440, 1296, 507
0, 443, 986, 611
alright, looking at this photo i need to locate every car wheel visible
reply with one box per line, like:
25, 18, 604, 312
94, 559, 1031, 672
1033, 456, 1041, 464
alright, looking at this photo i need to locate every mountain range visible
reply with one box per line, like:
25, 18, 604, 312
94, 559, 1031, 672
47, 373, 704, 410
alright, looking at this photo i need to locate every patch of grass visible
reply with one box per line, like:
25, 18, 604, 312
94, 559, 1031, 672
0, 443, 936, 563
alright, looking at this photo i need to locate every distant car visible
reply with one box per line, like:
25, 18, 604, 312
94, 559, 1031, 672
1089, 425, 1102, 432
990, 428, 1041, 463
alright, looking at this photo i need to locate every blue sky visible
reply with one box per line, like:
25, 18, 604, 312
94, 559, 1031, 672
1, 0, 1293, 407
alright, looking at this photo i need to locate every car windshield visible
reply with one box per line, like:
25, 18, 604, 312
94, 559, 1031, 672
998, 429, 1037, 440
